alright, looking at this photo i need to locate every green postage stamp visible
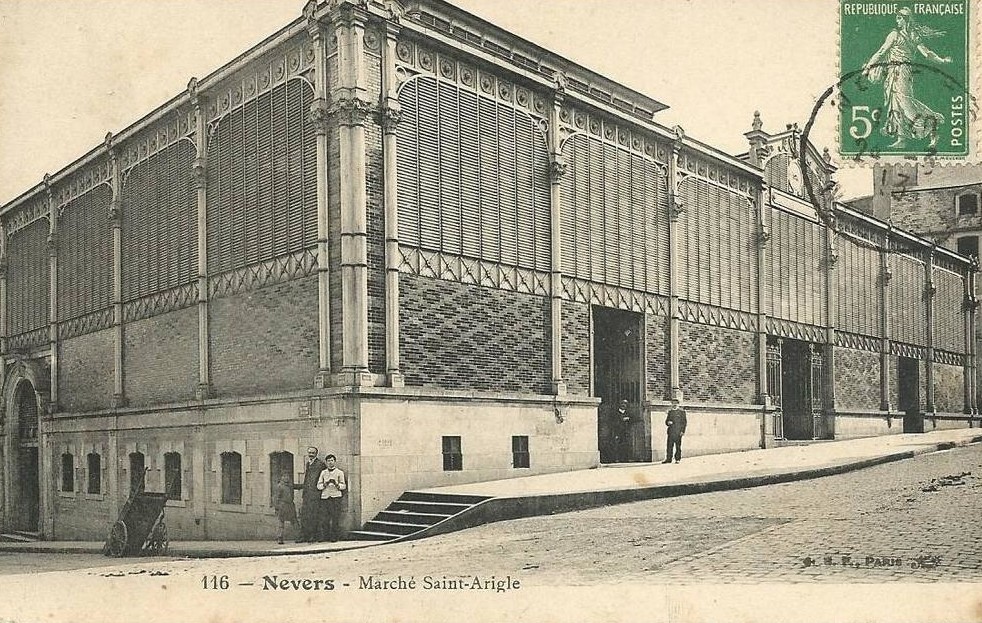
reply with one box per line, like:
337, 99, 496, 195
839, 1, 973, 158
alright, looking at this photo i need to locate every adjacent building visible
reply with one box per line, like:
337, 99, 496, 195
0, 0, 976, 541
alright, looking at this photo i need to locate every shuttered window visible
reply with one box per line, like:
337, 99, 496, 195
6, 217, 49, 335
767, 209, 825, 325
559, 134, 669, 295
677, 177, 757, 312
57, 186, 113, 320
933, 267, 963, 352
121, 141, 197, 302
207, 79, 317, 276
835, 241, 881, 337
887, 254, 927, 346
397, 75, 550, 271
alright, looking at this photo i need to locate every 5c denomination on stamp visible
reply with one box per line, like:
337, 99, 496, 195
839, 1, 972, 158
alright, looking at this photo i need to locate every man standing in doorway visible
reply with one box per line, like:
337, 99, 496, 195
662, 399, 687, 464
317, 454, 347, 542
294, 447, 326, 542
613, 399, 633, 462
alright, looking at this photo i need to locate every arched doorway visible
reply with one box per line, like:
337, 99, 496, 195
11, 380, 40, 532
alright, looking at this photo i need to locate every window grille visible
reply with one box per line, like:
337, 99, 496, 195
87, 453, 102, 494
164, 452, 182, 501
442, 436, 462, 471
512, 435, 530, 469
221, 452, 242, 504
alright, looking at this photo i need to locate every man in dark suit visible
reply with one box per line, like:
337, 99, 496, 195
294, 446, 327, 542
662, 399, 687, 464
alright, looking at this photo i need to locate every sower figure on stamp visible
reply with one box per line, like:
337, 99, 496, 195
317, 453, 347, 542
662, 399, 687, 464
862, 6, 952, 149
294, 447, 326, 543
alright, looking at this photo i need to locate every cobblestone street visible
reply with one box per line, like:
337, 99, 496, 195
308, 443, 982, 585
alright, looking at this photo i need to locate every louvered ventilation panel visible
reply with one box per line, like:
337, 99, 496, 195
57, 186, 113, 321
397, 75, 550, 272
121, 141, 197, 302
6, 217, 49, 335
207, 79, 316, 277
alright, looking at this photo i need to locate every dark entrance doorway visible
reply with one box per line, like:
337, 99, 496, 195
898, 357, 923, 433
776, 339, 827, 440
13, 380, 41, 532
593, 307, 648, 463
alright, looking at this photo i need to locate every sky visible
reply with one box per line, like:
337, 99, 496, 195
0, 0, 870, 206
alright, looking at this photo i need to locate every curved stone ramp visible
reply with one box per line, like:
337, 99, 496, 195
350, 431, 982, 545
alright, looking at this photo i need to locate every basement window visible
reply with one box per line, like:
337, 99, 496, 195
512, 436, 530, 469
129, 452, 145, 494
86, 453, 102, 494
442, 436, 462, 471
61, 453, 74, 492
221, 452, 242, 505
164, 452, 182, 501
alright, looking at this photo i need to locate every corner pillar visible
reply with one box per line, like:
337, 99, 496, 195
548, 76, 567, 396
106, 134, 126, 409
666, 127, 685, 402
879, 241, 893, 413
188, 78, 213, 401
332, 2, 373, 386
381, 18, 404, 388
925, 248, 936, 415
306, 5, 335, 389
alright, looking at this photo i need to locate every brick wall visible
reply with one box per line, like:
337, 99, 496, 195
891, 182, 982, 239
678, 321, 756, 404
561, 301, 591, 396
934, 362, 965, 413
59, 329, 114, 412
366, 118, 387, 374
399, 274, 551, 393
124, 307, 198, 407
646, 313, 669, 401
209, 275, 319, 398
328, 123, 344, 372
834, 347, 880, 410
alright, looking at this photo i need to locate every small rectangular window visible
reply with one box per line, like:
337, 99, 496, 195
61, 453, 74, 492
221, 452, 242, 504
512, 436, 530, 469
164, 452, 182, 501
87, 453, 101, 494
957, 235, 979, 259
129, 452, 145, 494
958, 193, 979, 216
442, 436, 462, 471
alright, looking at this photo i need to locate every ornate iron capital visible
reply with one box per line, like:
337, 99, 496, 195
310, 98, 331, 134
380, 103, 402, 134
191, 157, 207, 190
332, 96, 374, 127
669, 193, 684, 221
549, 157, 568, 183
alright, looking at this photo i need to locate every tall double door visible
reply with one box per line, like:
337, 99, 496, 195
766, 337, 831, 441
593, 307, 650, 463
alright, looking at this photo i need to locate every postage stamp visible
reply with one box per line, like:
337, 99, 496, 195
839, 1, 972, 158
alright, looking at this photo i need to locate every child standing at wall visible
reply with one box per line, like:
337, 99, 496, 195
271, 473, 298, 544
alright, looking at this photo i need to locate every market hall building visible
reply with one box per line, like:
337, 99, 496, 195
0, 0, 976, 541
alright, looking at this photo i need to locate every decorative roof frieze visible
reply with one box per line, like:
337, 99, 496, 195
118, 110, 195, 173
557, 104, 669, 166
395, 39, 549, 121
204, 34, 315, 123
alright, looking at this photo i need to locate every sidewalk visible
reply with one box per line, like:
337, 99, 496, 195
2, 428, 979, 558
